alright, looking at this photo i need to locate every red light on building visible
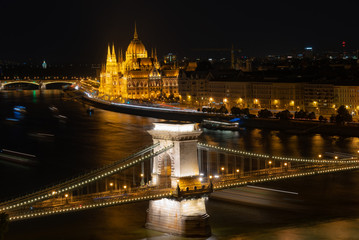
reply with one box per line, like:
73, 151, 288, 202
342, 41, 346, 47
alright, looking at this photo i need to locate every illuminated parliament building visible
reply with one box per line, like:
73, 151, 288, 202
99, 24, 179, 100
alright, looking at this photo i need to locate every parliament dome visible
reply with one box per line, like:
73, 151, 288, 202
127, 39, 147, 55
126, 24, 147, 59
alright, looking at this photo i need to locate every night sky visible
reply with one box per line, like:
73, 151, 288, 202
0, 0, 358, 63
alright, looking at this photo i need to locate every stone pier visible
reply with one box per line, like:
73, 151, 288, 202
145, 122, 211, 237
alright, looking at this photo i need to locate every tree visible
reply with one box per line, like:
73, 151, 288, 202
0, 213, 9, 240
242, 108, 250, 115
217, 105, 228, 114
258, 109, 273, 118
275, 110, 293, 120
231, 107, 250, 116
335, 105, 352, 124
308, 112, 316, 120
294, 110, 307, 119
330, 114, 335, 123
230, 106, 241, 115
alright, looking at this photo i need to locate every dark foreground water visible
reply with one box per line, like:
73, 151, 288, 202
1, 90, 359, 240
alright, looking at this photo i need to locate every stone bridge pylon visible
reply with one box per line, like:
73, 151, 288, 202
146, 122, 211, 237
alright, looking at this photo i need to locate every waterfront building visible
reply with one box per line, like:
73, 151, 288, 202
271, 82, 303, 110
99, 24, 179, 100
178, 70, 210, 107
207, 71, 250, 109
335, 85, 359, 116
176, 67, 359, 117
304, 83, 336, 116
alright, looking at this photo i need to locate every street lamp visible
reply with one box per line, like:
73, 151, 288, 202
64, 193, 69, 204
283, 162, 288, 172
290, 100, 295, 109
236, 169, 240, 177
318, 154, 322, 158
140, 173, 145, 186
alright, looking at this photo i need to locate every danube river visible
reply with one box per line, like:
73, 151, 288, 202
1, 90, 359, 240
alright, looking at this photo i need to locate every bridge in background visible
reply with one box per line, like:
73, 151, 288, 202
0, 79, 77, 90
1, 122, 359, 237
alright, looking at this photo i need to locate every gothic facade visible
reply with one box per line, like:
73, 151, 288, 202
99, 25, 179, 100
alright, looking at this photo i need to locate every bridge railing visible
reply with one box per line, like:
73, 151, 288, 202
0, 143, 156, 203
6, 157, 359, 221
8, 189, 173, 222
198, 142, 359, 164
0, 143, 174, 213
211, 162, 359, 191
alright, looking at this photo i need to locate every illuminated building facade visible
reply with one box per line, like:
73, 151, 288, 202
99, 24, 179, 100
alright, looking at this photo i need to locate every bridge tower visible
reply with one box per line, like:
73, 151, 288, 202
146, 122, 211, 237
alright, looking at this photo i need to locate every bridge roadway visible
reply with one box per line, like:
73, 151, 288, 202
6, 159, 359, 221
0, 143, 173, 213
0, 79, 76, 85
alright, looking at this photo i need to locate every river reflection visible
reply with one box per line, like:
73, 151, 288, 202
1, 90, 359, 240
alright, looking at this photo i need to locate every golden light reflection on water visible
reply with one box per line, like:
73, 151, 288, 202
91, 109, 155, 166
201, 128, 359, 159
263, 219, 359, 240
4, 90, 359, 240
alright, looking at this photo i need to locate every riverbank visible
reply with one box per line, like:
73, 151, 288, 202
240, 118, 359, 137
66, 89, 217, 123
66, 89, 359, 137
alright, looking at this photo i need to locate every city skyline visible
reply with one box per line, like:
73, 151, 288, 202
0, 0, 358, 63
2, 1, 359, 238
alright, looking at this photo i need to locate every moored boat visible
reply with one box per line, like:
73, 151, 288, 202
201, 119, 239, 131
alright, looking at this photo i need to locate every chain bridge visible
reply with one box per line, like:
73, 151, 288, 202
1, 122, 359, 237
0, 79, 76, 90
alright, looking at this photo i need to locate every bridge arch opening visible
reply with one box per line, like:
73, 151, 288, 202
3, 82, 39, 90
44, 82, 72, 89
158, 153, 174, 188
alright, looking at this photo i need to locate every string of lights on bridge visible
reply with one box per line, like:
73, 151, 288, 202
8, 192, 172, 222
213, 165, 359, 190
198, 143, 359, 164
0, 144, 174, 213
9, 164, 359, 221
0, 143, 158, 209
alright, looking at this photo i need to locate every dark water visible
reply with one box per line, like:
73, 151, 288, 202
1, 90, 359, 240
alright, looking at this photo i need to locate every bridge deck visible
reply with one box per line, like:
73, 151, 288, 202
0, 143, 173, 213
6, 161, 359, 221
